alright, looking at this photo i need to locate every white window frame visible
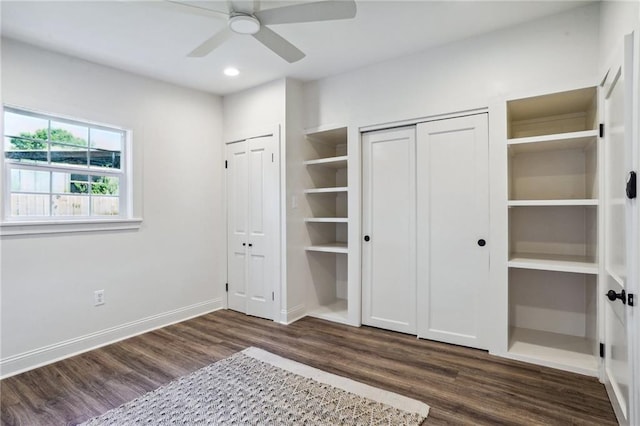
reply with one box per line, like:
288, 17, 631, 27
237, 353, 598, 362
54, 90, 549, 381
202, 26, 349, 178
1, 105, 141, 236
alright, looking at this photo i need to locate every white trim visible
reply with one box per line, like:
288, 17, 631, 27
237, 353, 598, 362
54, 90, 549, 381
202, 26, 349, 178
0, 298, 223, 379
279, 304, 306, 325
359, 107, 488, 133
242, 347, 430, 418
0, 217, 142, 236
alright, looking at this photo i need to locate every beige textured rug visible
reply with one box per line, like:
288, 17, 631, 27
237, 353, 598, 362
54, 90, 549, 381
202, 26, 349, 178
80, 347, 429, 425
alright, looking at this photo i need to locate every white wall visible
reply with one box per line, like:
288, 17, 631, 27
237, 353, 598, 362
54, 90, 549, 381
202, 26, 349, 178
303, 3, 600, 129
0, 39, 224, 377
223, 79, 285, 142
598, 0, 640, 74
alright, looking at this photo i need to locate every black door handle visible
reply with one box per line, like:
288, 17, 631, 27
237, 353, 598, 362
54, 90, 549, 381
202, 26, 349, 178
364, 235, 370, 242
248, 243, 253, 247
242, 243, 246, 246
606, 289, 626, 304
477, 239, 486, 247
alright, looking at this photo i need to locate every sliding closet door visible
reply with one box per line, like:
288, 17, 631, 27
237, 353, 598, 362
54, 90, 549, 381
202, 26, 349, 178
226, 135, 278, 320
416, 114, 489, 349
362, 127, 417, 334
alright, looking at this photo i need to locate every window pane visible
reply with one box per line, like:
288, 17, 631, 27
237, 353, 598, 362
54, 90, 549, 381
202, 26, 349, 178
89, 129, 122, 169
4, 137, 48, 164
4, 111, 48, 139
91, 176, 119, 195
90, 128, 122, 151
52, 194, 89, 216
50, 143, 88, 166
11, 169, 50, 193
89, 149, 121, 169
11, 193, 50, 216
50, 121, 88, 147
92, 196, 119, 216
52, 172, 89, 194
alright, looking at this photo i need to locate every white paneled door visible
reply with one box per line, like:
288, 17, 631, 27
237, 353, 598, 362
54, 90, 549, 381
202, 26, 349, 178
362, 127, 417, 334
226, 135, 279, 320
416, 114, 489, 349
602, 32, 638, 426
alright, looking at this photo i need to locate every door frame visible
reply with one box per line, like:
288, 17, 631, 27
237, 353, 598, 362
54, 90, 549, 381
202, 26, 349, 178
224, 125, 282, 322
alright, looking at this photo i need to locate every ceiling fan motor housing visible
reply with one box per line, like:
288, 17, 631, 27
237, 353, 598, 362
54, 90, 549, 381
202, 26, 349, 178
228, 13, 260, 35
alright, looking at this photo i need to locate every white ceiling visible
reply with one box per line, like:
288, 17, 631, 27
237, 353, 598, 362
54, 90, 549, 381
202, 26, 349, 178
1, 0, 592, 96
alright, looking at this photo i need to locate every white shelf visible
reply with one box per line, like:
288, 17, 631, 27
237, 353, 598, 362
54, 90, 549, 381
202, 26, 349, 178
508, 199, 598, 207
508, 253, 598, 274
507, 327, 598, 376
306, 242, 348, 254
507, 130, 598, 153
308, 299, 349, 325
304, 156, 348, 169
304, 187, 348, 194
305, 127, 347, 146
304, 217, 348, 223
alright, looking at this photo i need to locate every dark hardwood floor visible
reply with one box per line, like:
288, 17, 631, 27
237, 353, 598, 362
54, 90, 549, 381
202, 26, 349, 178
1, 309, 616, 425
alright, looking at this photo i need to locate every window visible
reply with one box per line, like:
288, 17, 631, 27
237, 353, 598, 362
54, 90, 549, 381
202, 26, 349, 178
3, 106, 129, 221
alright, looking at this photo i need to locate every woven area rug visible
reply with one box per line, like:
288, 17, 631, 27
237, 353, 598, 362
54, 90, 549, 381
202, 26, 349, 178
80, 347, 429, 425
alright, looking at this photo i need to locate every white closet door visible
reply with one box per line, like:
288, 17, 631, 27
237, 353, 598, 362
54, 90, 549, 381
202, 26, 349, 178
416, 114, 489, 349
227, 140, 249, 314
226, 135, 278, 320
602, 33, 636, 426
362, 127, 417, 334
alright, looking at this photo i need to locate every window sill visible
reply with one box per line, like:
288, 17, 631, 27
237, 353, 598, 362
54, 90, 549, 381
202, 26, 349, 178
0, 218, 143, 236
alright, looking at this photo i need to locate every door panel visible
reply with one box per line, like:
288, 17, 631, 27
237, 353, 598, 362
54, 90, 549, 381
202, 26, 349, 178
602, 32, 634, 425
417, 114, 489, 349
362, 127, 417, 334
227, 141, 249, 313
226, 135, 278, 320
247, 136, 277, 319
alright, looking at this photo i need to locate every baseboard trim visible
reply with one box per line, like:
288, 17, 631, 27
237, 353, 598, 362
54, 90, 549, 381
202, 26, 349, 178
280, 304, 306, 325
0, 298, 223, 379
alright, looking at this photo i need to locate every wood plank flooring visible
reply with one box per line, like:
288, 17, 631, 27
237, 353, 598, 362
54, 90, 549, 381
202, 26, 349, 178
1, 310, 616, 425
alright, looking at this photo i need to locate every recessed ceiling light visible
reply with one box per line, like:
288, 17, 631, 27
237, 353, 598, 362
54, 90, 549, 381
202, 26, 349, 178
224, 67, 240, 77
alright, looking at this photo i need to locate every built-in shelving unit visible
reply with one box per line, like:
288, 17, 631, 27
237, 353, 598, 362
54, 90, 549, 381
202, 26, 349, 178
304, 126, 350, 324
506, 87, 600, 376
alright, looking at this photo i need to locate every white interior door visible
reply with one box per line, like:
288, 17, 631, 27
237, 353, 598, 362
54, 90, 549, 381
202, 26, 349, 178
602, 32, 636, 426
227, 140, 249, 314
226, 135, 278, 320
416, 114, 489, 349
362, 127, 417, 334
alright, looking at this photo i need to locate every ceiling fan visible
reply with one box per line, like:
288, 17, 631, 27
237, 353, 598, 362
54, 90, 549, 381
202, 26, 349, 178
165, 0, 357, 63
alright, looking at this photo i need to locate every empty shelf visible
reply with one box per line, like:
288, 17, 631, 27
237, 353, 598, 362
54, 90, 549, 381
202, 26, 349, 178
304, 187, 348, 194
507, 130, 598, 153
507, 327, 598, 376
308, 299, 349, 325
508, 199, 598, 207
305, 242, 348, 254
509, 253, 598, 274
304, 156, 348, 169
304, 217, 348, 223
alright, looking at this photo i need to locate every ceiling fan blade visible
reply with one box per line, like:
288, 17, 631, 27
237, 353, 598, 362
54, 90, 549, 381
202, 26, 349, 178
255, 0, 356, 25
188, 28, 233, 57
252, 26, 305, 63
159, 1, 229, 20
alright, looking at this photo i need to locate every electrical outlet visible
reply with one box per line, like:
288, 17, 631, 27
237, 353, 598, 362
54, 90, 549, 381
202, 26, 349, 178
94, 289, 105, 306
